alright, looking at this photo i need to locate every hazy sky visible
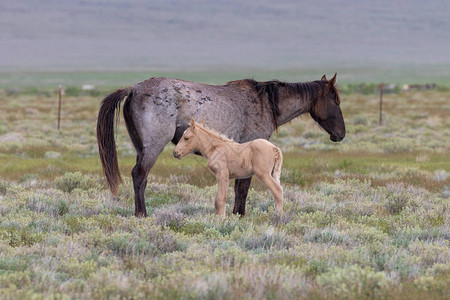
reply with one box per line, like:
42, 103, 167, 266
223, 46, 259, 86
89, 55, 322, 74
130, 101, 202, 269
1, 0, 449, 71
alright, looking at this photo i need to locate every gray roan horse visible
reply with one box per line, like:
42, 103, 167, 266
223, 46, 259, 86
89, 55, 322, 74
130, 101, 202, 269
97, 73, 346, 217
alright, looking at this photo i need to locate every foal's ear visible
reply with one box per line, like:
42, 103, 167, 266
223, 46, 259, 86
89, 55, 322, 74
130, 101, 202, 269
190, 117, 196, 128
321, 74, 327, 81
328, 73, 337, 87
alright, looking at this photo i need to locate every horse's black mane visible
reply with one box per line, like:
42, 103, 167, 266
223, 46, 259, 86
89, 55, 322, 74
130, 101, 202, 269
245, 79, 326, 128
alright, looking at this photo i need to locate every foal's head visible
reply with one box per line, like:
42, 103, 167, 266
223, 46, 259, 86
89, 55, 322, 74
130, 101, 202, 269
173, 118, 200, 159
310, 73, 346, 142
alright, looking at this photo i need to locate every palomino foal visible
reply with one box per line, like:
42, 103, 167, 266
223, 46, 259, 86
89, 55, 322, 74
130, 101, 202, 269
173, 118, 283, 218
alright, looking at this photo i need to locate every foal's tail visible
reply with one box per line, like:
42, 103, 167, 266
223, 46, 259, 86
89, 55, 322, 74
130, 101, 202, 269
272, 147, 283, 184
97, 88, 132, 196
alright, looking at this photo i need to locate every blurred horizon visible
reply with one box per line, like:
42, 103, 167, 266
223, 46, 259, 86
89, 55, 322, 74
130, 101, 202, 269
1, 0, 450, 84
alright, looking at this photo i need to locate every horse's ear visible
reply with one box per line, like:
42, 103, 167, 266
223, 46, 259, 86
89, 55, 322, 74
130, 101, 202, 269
321, 74, 327, 81
190, 117, 196, 128
200, 120, 205, 126
328, 73, 337, 87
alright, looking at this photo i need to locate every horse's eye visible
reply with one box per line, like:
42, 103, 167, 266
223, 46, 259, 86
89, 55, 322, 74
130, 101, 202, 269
184, 137, 189, 141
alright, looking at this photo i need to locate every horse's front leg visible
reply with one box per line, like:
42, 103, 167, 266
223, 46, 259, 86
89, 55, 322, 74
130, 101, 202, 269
214, 171, 230, 218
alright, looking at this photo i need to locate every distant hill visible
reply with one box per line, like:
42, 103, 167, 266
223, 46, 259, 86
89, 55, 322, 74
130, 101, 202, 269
1, 0, 450, 73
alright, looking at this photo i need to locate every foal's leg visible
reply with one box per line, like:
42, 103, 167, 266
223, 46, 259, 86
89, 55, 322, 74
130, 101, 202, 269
256, 174, 283, 212
233, 177, 252, 216
215, 171, 230, 218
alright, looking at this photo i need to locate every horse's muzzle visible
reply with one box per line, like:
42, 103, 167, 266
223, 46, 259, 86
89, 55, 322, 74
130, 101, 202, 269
173, 151, 181, 159
330, 133, 345, 142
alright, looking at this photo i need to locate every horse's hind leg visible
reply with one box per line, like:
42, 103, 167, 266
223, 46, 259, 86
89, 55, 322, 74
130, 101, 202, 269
256, 174, 283, 212
132, 137, 174, 217
125, 94, 177, 217
131, 147, 158, 217
132, 153, 147, 217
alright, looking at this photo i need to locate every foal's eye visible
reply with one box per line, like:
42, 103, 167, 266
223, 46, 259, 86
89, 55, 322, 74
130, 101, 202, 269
184, 137, 189, 141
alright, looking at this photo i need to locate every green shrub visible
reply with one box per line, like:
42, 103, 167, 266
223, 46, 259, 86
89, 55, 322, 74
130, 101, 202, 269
175, 203, 207, 216
0, 181, 7, 195
0, 226, 43, 247
58, 258, 98, 279
317, 265, 389, 298
281, 169, 306, 185
391, 255, 418, 279
385, 193, 409, 215
305, 259, 329, 277
303, 131, 321, 139
145, 191, 180, 209
304, 228, 353, 246
44, 151, 62, 159
0, 123, 8, 135
239, 230, 291, 251
179, 221, 206, 235
106, 233, 130, 255
63, 216, 85, 234
0, 257, 29, 273
391, 227, 443, 248
54, 171, 100, 193
354, 115, 368, 125
56, 199, 69, 216
64, 86, 81, 97
153, 207, 187, 231
0, 270, 32, 289
381, 140, 411, 153
19, 173, 38, 183
260, 250, 307, 268
275, 128, 289, 138
111, 206, 134, 217
254, 198, 275, 212
148, 230, 185, 255
413, 275, 448, 293
205, 217, 248, 236
104, 228, 184, 257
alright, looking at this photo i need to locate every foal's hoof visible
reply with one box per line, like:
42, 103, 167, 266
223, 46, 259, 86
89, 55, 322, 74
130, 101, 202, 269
215, 213, 226, 220
275, 207, 283, 214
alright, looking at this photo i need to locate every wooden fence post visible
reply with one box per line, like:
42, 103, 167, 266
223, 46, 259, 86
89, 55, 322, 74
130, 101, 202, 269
58, 85, 62, 130
379, 83, 383, 126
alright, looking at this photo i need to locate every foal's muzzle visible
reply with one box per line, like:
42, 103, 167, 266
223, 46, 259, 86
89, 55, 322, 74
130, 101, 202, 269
173, 151, 181, 159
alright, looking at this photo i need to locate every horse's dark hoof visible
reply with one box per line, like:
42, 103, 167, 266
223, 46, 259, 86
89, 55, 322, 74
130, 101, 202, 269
135, 211, 147, 218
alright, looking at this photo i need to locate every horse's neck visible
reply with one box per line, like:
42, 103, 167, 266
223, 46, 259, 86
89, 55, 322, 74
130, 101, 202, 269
276, 84, 316, 125
195, 130, 222, 158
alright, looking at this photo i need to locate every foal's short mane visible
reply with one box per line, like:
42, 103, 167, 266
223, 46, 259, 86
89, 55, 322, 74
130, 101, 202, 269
195, 122, 234, 142
243, 79, 327, 128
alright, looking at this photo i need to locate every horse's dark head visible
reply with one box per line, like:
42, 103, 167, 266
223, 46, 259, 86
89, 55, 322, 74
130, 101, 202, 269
310, 73, 346, 142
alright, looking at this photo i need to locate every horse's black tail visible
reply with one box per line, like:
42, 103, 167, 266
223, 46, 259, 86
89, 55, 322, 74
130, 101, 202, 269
97, 88, 131, 196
